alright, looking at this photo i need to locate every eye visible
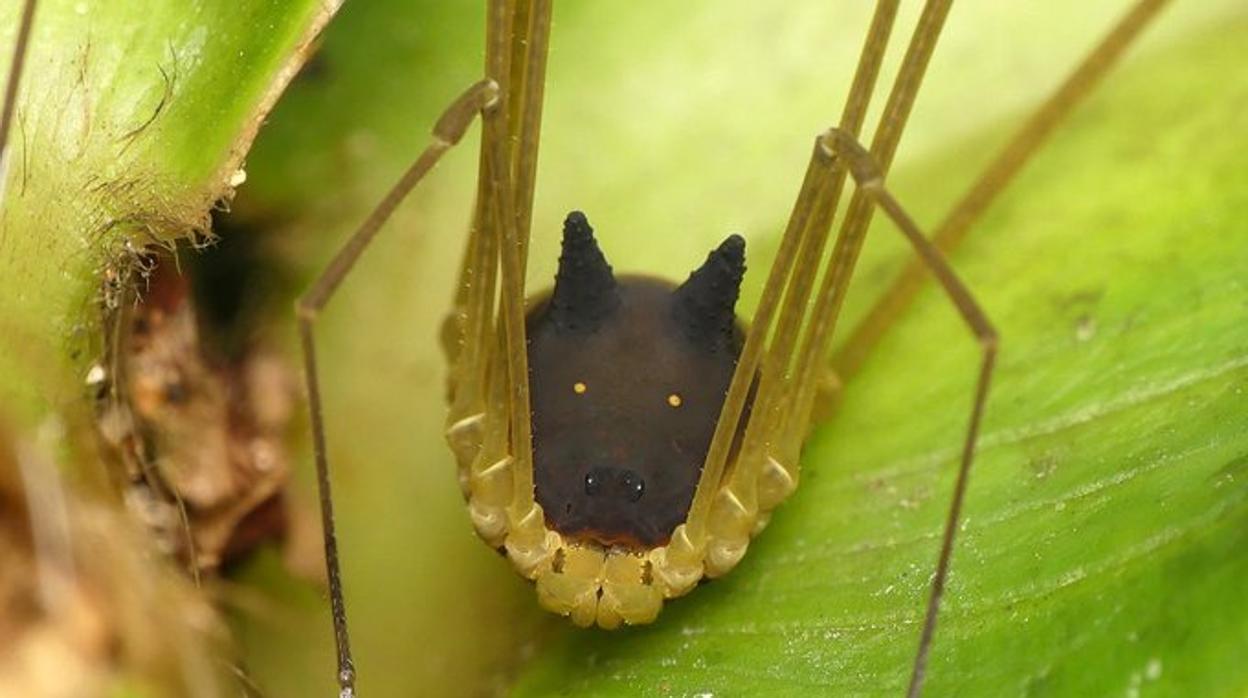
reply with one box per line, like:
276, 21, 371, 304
620, 470, 645, 502
584, 470, 602, 496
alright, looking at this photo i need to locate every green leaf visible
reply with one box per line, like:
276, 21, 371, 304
0, 0, 338, 430
226, 2, 1247, 696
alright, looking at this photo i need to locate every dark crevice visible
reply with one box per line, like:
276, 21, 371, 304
93, 204, 304, 576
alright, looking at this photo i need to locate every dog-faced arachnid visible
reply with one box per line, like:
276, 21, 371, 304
449, 211, 758, 629
295, 4, 998, 695
527, 214, 747, 555
281, 1, 1202, 696
0, 0, 1237, 697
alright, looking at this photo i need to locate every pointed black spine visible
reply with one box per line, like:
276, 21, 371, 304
549, 211, 620, 332
673, 234, 746, 350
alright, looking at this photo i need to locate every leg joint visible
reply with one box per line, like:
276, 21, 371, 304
817, 127, 884, 190
980, 327, 1000, 354
432, 78, 501, 146
295, 297, 318, 322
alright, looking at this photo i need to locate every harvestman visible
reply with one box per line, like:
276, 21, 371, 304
0, 0, 1172, 696
290, 1, 1176, 696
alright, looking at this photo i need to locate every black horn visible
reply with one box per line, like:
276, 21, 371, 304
673, 234, 746, 350
549, 211, 620, 332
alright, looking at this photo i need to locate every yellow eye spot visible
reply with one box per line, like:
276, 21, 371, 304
667, 393, 683, 408
573, 381, 588, 394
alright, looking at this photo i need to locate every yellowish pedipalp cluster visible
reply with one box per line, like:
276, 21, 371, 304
443, 404, 801, 628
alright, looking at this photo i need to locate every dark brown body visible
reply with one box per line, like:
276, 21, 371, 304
527, 212, 746, 550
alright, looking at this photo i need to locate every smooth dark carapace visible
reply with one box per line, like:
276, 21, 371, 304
528, 211, 746, 549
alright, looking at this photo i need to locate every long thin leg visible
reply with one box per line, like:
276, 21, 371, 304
833, 0, 1172, 382
783, 0, 955, 451
444, 0, 549, 478
442, 0, 555, 572
823, 128, 998, 698
685, 0, 953, 552
684, 0, 902, 542
0, 0, 37, 192
725, 0, 901, 508
296, 78, 498, 698
508, 0, 552, 265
